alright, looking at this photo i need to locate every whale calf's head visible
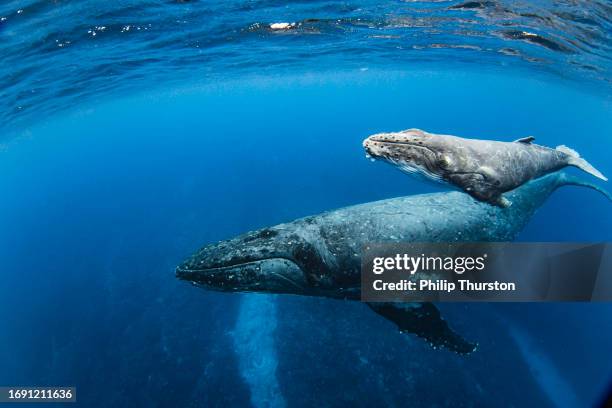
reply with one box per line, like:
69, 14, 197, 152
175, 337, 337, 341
363, 128, 461, 184
176, 227, 313, 295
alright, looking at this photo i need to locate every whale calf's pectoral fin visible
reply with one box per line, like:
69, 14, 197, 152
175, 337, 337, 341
367, 302, 477, 354
514, 136, 535, 144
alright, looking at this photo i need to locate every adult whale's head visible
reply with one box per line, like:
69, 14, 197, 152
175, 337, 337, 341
176, 224, 333, 296
363, 128, 457, 184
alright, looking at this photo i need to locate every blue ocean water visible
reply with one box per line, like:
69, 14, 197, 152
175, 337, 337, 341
1, 1, 611, 407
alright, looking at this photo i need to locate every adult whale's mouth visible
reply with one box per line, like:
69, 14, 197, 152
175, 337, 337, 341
176, 257, 308, 293
176, 228, 313, 294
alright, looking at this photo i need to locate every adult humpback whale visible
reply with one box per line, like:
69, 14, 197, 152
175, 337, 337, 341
363, 128, 607, 207
176, 172, 610, 354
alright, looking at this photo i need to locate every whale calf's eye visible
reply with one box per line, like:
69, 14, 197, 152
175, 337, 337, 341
437, 156, 450, 168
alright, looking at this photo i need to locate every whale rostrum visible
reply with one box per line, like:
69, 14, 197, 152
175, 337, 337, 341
363, 128, 607, 207
176, 172, 610, 354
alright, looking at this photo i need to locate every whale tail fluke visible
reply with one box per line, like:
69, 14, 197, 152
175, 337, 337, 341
556, 145, 608, 181
557, 172, 612, 202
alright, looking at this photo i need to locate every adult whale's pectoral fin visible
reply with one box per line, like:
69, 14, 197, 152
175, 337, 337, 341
366, 302, 477, 354
514, 136, 535, 144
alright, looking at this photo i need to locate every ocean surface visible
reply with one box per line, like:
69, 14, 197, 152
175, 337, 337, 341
1, 1, 611, 407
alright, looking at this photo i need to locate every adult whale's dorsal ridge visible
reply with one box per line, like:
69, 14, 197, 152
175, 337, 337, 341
363, 128, 608, 207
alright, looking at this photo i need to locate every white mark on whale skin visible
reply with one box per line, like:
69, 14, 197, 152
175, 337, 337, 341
233, 294, 286, 408
270, 22, 296, 30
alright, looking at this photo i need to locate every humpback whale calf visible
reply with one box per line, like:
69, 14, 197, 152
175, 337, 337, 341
363, 128, 607, 207
176, 172, 610, 354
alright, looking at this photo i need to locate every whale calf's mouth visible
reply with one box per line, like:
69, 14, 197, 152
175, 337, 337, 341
363, 136, 446, 185
364, 139, 438, 155
363, 132, 439, 161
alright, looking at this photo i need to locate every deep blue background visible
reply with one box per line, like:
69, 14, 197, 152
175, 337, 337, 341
0, 70, 611, 407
